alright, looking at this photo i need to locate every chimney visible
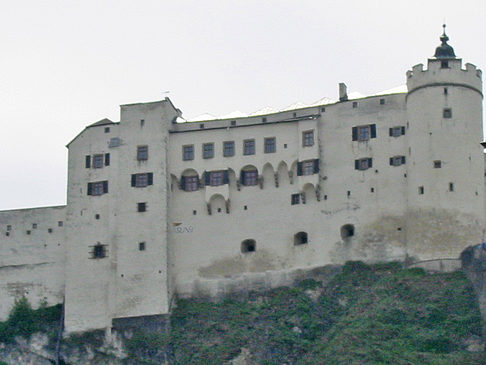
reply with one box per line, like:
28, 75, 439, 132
339, 83, 348, 102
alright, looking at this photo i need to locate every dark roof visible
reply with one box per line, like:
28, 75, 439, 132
88, 118, 114, 127
434, 25, 456, 59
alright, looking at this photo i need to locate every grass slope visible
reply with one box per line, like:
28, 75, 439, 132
127, 262, 485, 364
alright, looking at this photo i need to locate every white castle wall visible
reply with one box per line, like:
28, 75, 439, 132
0, 206, 66, 320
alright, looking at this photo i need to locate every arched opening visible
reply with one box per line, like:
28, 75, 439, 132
240, 165, 258, 186
241, 239, 256, 253
209, 194, 226, 214
262, 163, 275, 188
294, 232, 308, 245
341, 224, 355, 239
181, 169, 200, 192
277, 161, 289, 186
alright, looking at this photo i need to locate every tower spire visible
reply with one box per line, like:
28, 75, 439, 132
434, 24, 456, 59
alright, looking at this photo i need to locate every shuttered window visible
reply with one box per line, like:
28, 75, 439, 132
131, 173, 154, 187
352, 124, 376, 141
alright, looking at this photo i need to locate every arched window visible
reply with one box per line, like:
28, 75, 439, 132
241, 239, 256, 253
294, 232, 308, 245
341, 224, 355, 239
181, 169, 199, 192
240, 166, 258, 186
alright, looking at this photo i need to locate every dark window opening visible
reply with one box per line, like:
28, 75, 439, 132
88, 181, 109, 195
352, 101, 358, 108
6, 232, 9, 237
355, 158, 373, 171
293, 112, 297, 118
104, 127, 110, 133
95, 214, 100, 220
380, 98, 385, 105
131, 173, 153, 188
217, 208, 222, 213
434, 160, 442, 168
140, 119, 145, 127
419, 186, 424, 195
294, 231, 308, 245
138, 202, 147, 212
137, 145, 148, 161
441, 60, 449, 68
321, 107, 326, 112
48, 228, 53, 233
284, 144, 288, 149
241, 169, 258, 186
26, 230, 31, 235
443, 108, 452, 118
7, 225, 11, 231
302, 130, 314, 147
193, 210, 197, 215
449, 182, 454, 192
444, 87, 448, 95
262, 117, 267, 123
341, 224, 355, 239
352, 124, 376, 141
139, 242, 146, 251
347, 190, 351, 197
92, 243, 107, 259
291, 193, 300, 205
324, 195, 328, 200
58, 221, 63, 227
231, 120, 236, 126
206, 170, 228, 187
93, 154, 104, 168
200, 124, 204, 129
264, 137, 276, 153
371, 187, 375, 193
183, 145, 194, 161
182, 175, 199, 191
241, 239, 256, 253
32, 223, 37, 229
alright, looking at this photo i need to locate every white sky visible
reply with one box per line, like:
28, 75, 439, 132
1, 0, 485, 210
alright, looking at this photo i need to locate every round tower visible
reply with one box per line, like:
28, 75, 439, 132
405, 25, 484, 260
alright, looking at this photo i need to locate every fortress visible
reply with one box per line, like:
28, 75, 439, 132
0, 29, 485, 333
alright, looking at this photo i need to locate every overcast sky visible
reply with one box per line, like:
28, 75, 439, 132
1, 0, 485, 210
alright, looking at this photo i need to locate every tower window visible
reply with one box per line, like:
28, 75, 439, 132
104, 127, 110, 133
137, 202, 147, 212
140, 119, 145, 127
231, 120, 236, 126
433, 160, 442, 168
443, 108, 452, 118
139, 242, 146, 251
441, 60, 449, 69
419, 186, 424, 195
92, 243, 107, 259
241, 239, 256, 253
352, 101, 359, 108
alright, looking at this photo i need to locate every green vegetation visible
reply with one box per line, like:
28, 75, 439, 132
0, 297, 61, 344
125, 262, 485, 364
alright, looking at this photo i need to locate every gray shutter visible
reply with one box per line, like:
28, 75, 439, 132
401, 156, 406, 164
313, 159, 319, 173
368, 158, 373, 168
297, 162, 303, 176
131, 174, 136, 187
181, 176, 186, 190
389, 157, 394, 165
352, 127, 358, 141
205, 172, 210, 185
401, 126, 406, 135
103, 181, 108, 194
355, 160, 360, 170
85, 155, 91, 168
223, 171, 229, 184
87, 182, 93, 195
147, 173, 153, 185
389, 128, 393, 137
104, 153, 110, 166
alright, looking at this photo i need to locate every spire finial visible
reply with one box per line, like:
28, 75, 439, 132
434, 23, 456, 59
440, 24, 449, 44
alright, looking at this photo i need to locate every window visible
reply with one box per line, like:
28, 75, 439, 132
444, 87, 448, 95
32, 223, 37, 229
139, 242, 146, 251
181, 176, 199, 191
433, 160, 442, 168
297, 160, 319, 176
443, 108, 452, 118
264, 137, 276, 153
26, 230, 31, 235
241, 239, 256, 253
354, 158, 373, 171
294, 232, 308, 245
6, 225, 11, 231
208, 171, 226, 186
352, 124, 376, 141
262, 117, 267, 123
85, 155, 91, 168
352, 101, 359, 108
200, 124, 204, 129
380, 98, 385, 105
291, 193, 300, 205
95, 214, 100, 220
202, 143, 214, 159
92, 243, 107, 259
137, 145, 148, 161
104, 127, 110, 133
389, 126, 405, 137
131, 173, 153, 188
441, 60, 449, 69
302, 130, 314, 147
93, 154, 104, 168
419, 186, 424, 194
223, 141, 235, 157
104, 153, 110, 166
87, 181, 109, 196
241, 169, 258, 186
58, 221, 63, 227
389, 156, 406, 166
140, 119, 145, 127
449, 182, 454, 192
243, 139, 255, 155
321, 107, 326, 112
109, 137, 120, 147
231, 120, 236, 126
341, 224, 355, 239
183, 145, 194, 161
137, 202, 147, 212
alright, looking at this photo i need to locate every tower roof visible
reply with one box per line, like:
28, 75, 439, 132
434, 24, 456, 59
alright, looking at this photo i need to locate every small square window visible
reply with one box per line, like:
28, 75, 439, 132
284, 144, 288, 149
200, 124, 204, 129
243, 139, 255, 155
434, 160, 442, 168
441, 60, 449, 69
223, 141, 235, 157
183, 145, 194, 161
262, 117, 267, 123
203, 143, 214, 159
380, 98, 385, 105
26, 230, 31, 235
264, 137, 276, 153
139, 242, 146, 251
244, 205, 248, 210
321, 107, 326, 112
104, 127, 110, 133
93, 244, 106, 258
371, 187, 374, 193
58, 221, 63, 227
93, 154, 103, 168
352, 101, 358, 108
140, 119, 145, 127
138, 202, 147, 212
302, 131, 314, 147
231, 120, 236, 126
443, 108, 452, 118
7, 225, 11, 231
48, 228, 53, 233
6, 232, 10, 237
95, 214, 100, 220
32, 223, 37, 229
419, 186, 424, 195
137, 146, 148, 161
291, 193, 300, 205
